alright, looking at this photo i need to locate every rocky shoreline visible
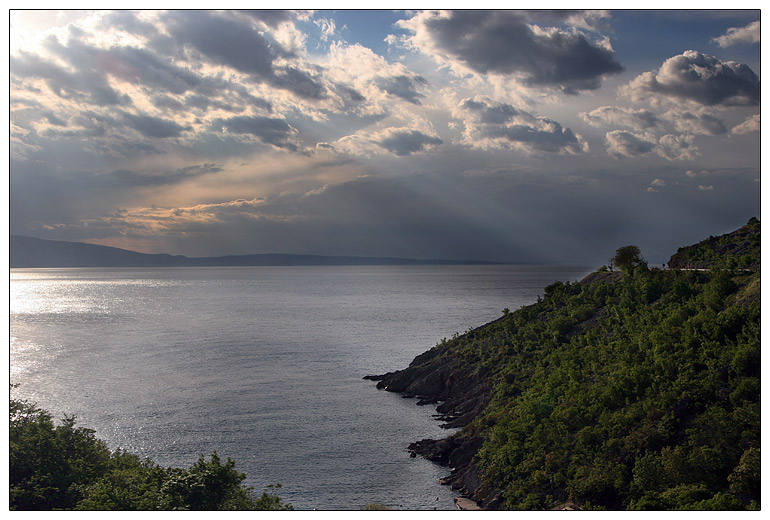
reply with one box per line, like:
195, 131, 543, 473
364, 333, 503, 510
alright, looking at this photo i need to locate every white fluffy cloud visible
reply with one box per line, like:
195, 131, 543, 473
731, 114, 760, 135
455, 97, 588, 154
321, 123, 443, 158
621, 50, 759, 107
712, 20, 760, 47
657, 134, 699, 161
580, 106, 660, 131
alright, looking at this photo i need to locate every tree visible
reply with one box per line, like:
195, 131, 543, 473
10, 392, 292, 511
612, 245, 645, 272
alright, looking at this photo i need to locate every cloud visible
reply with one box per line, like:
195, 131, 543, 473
606, 131, 699, 161
646, 178, 666, 192
731, 114, 760, 135
162, 11, 277, 79
270, 65, 328, 100
657, 134, 698, 161
711, 20, 760, 47
580, 106, 661, 130
100, 45, 202, 95
457, 97, 587, 154
621, 50, 759, 107
665, 110, 727, 136
376, 74, 428, 105
314, 17, 337, 41
398, 10, 623, 93
210, 115, 302, 151
11, 49, 130, 107
241, 10, 298, 29
605, 130, 656, 158
109, 163, 223, 187
160, 11, 331, 101
122, 112, 189, 139
100, 10, 162, 40
375, 128, 443, 156
326, 125, 442, 157
8, 10, 761, 265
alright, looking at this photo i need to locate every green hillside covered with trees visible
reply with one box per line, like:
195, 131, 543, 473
375, 218, 760, 510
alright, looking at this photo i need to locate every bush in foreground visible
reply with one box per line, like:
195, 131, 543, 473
9, 393, 292, 511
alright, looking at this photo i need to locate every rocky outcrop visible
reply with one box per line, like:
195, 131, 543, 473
364, 341, 500, 508
407, 435, 502, 509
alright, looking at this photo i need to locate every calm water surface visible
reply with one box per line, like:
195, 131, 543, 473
10, 265, 591, 510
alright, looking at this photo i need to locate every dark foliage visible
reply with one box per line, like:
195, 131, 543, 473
668, 217, 760, 270
612, 245, 645, 272
9, 393, 292, 511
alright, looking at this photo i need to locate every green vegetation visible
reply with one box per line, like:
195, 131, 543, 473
428, 219, 761, 510
668, 217, 760, 270
9, 392, 293, 511
612, 245, 645, 272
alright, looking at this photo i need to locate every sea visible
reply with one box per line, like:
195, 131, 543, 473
10, 264, 592, 510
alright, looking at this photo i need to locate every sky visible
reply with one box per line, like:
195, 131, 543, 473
8, 9, 761, 264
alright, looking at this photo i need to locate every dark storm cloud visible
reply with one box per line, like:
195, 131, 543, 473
241, 10, 296, 28
187, 77, 273, 113
184, 94, 241, 114
151, 94, 186, 111
122, 112, 189, 139
375, 130, 443, 156
100, 46, 201, 94
270, 66, 327, 100
162, 10, 276, 78
376, 75, 428, 105
160, 11, 330, 101
413, 11, 623, 92
211, 116, 300, 151
624, 50, 759, 106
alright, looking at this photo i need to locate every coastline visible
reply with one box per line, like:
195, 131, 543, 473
363, 326, 502, 510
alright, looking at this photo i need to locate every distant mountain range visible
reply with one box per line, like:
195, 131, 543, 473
10, 235, 502, 268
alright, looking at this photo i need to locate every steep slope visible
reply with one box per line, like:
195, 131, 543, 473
668, 217, 760, 270
368, 219, 760, 510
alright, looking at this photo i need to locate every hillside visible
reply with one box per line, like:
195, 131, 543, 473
668, 217, 760, 270
368, 218, 760, 510
9, 235, 500, 268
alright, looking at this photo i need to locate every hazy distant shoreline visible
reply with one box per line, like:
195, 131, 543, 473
10, 235, 506, 268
